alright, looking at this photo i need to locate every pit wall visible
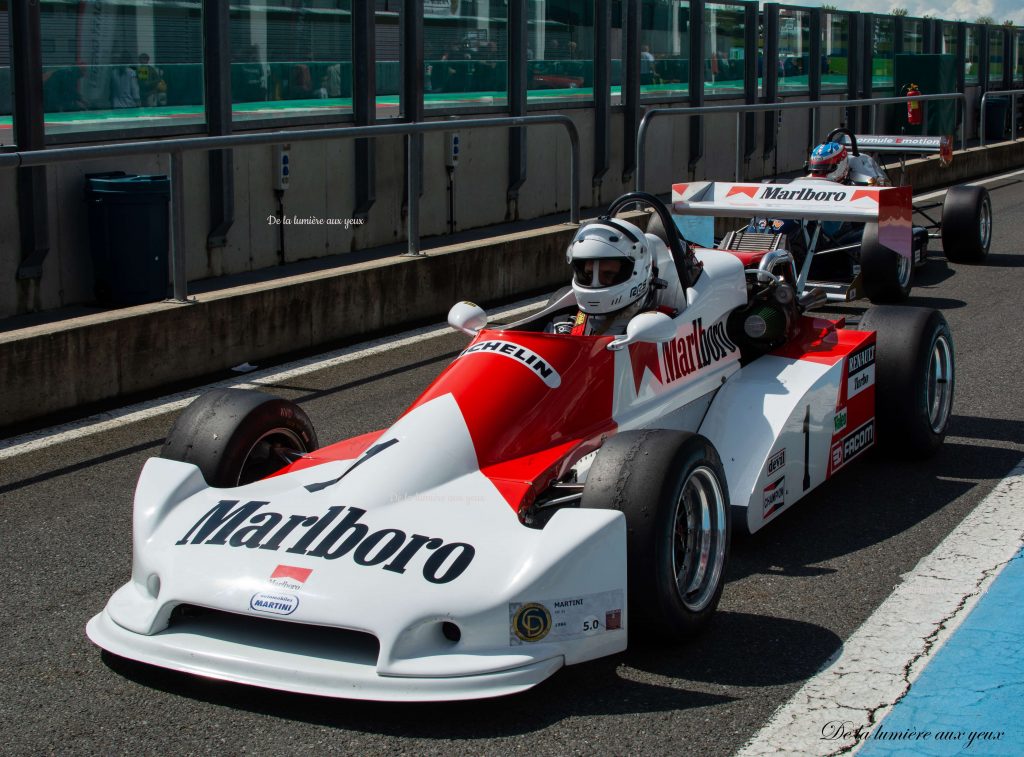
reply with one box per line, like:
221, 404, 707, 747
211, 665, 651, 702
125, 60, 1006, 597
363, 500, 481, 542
2, 94, 876, 321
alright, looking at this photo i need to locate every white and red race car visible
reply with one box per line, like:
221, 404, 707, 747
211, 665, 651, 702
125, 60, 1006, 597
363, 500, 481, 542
87, 193, 954, 702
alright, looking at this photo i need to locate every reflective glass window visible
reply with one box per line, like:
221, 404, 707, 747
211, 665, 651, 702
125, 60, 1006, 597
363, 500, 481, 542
965, 25, 979, 84
941, 23, 958, 58
374, 1, 400, 119
527, 0, 595, 104
640, 0, 689, 100
871, 17, 894, 90
822, 12, 849, 93
425, 0, 507, 109
40, 0, 204, 136
611, 1, 626, 106
705, 3, 746, 97
1016, 31, 1024, 84
988, 28, 1004, 84
231, 1, 353, 124
778, 8, 810, 93
0, 1, 11, 145
902, 19, 924, 55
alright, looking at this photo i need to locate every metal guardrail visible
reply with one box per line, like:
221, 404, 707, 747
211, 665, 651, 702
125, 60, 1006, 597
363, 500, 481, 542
0, 115, 581, 303
636, 93, 968, 191
979, 89, 1024, 147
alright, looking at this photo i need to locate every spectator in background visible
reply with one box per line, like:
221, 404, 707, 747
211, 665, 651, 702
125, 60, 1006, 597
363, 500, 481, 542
641, 45, 657, 85
136, 53, 166, 107
110, 58, 141, 108
43, 66, 87, 112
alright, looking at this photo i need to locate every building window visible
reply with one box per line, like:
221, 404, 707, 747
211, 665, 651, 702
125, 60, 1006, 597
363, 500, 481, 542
527, 0, 595, 104
639, 0, 689, 100
425, 0, 507, 109
705, 3, 746, 97
231, 1, 353, 124
40, 0, 205, 136
822, 12, 848, 93
778, 8, 811, 93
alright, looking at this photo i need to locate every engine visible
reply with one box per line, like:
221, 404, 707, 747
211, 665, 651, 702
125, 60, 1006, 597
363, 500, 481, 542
718, 229, 802, 361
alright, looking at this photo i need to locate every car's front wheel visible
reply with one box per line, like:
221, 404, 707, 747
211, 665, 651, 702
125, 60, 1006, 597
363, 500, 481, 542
161, 388, 318, 487
582, 430, 730, 639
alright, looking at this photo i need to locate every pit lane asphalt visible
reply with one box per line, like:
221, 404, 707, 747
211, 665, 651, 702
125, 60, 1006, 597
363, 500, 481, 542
2, 174, 1024, 756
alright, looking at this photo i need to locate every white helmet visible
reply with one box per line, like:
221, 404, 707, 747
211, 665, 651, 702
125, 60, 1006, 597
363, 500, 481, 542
568, 218, 654, 315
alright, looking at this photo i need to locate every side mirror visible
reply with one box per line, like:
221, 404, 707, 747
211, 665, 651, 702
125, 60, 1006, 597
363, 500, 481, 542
607, 311, 677, 351
448, 301, 488, 336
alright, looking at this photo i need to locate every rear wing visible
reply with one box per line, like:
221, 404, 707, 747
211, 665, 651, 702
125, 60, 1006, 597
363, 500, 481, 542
672, 181, 912, 256
845, 134, 953, 165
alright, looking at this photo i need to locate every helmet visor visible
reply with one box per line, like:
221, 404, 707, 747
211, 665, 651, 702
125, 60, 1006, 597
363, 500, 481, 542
571, 257, 634, 288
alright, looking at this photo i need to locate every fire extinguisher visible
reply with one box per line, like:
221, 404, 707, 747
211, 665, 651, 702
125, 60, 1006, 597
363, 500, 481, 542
905, 83, 923, 126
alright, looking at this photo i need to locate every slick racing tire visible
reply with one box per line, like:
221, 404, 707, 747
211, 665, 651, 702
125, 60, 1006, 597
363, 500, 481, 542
858, 306, 954, 459
941, 185, 992, 264
582, 430, 730, 640
161, 388, 318, 487
860, 222, 912, 304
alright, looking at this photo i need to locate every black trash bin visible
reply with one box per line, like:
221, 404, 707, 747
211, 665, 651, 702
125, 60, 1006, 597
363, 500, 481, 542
983, 96, 1009, 142
85, 171, 170, 306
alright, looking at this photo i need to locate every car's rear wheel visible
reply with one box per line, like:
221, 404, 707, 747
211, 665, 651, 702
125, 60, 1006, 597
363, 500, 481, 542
161, 388, 318, 487
582, 430, 730, 639
857, 306, 954, 458
941, 185, 992, 264
860, 222, 912, 303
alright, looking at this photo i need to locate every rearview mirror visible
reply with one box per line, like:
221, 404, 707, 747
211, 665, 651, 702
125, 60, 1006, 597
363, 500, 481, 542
448, 301, 489, 336
607, 311, 677, 350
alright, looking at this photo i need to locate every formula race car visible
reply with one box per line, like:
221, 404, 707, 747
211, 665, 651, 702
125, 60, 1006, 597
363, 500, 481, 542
697, 128, 992, 305
87, 192, 955, 702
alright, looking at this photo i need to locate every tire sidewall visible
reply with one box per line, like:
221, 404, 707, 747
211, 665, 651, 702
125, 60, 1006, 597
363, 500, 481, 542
650, 440, 731, 637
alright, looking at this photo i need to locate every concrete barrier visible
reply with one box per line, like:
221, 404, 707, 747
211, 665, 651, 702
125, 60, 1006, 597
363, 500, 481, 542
3, 142, 1023, 432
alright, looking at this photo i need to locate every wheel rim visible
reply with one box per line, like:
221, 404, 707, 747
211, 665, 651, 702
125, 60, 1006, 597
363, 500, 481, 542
979, 198, 992, 251
896, 251, 912, 289
237, 428, 308, 486
671, 465, 728, 612
927, 335, 954, 434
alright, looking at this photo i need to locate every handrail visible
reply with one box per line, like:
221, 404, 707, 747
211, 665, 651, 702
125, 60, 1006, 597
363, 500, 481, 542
0, 115, 581, 302
979, 89, 1024, 147
636, 92, 968, 191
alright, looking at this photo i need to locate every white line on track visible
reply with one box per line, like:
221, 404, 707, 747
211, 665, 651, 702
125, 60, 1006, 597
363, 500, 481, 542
0, 296, 547, 461
737, 458, 1024, 756
913, 165, 1024, 202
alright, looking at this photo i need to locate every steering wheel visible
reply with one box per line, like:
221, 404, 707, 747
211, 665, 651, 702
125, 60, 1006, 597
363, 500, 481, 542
603, 191, 696, 289
825, 127, 859, 156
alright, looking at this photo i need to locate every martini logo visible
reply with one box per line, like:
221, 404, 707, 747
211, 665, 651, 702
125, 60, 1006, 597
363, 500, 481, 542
460, 340, 561, 388
511, 603, 552, 642
176, 501, 476, 584
250, 592, 299, 616
763, 477, 786, 517
760, 186, 848, 203
659, 317, 738, 385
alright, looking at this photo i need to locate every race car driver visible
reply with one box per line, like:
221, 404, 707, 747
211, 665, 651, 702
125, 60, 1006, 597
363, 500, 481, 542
807, 141, 850, 183
549, 217, 675, 336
